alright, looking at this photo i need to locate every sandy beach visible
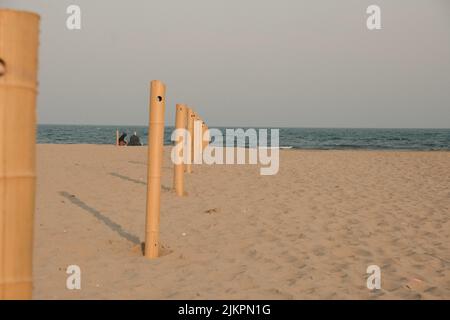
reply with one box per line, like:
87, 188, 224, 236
33, 144, 450, 299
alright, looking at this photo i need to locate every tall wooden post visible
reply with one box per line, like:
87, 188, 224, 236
186, 108, 195, 173
173, 104, 187, 196
144, 80, 166, 259
193, 115, 203, 164
202, 122, 209, 151
0, 9, 40, 300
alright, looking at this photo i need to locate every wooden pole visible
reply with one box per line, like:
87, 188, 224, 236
193, 115, 203, 164
202, 122, 208, 151
192, 110, 200, 163
144, 80, 166, 259
173, 104, 187, 196
186, 108, 195, 173
0, 9, 40, 300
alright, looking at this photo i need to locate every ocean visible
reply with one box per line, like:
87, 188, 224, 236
37, 125, 450, 151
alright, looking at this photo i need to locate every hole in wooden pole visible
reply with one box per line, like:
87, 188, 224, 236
0, 59, 5, 77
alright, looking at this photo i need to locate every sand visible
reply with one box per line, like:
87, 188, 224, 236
33, 145, 450, 299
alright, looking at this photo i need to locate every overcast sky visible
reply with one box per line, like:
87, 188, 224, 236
2, 0, 450, 128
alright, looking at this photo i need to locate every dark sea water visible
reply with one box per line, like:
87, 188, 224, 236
37, 125, 450, 151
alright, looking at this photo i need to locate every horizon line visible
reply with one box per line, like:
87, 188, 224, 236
37, 123, 450, 130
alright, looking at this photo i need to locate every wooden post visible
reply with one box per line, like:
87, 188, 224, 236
116, 129, 119, 146
0, 9, 40, 300
144, 80, 166, 259
205, 124, 210, 144
173, 104, 187, 196
202, 122, 209, 151
186, 108, 195, 173
193, 115, 203, 164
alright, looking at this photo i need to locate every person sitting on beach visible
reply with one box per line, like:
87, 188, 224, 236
118, 132, 127, 146
128, 131, 142, 146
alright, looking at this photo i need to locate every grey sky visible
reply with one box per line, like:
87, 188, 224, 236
2, 0, 450, 128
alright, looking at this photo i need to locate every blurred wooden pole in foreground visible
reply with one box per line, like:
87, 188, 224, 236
173, 104, 187, 196
144, 80, 166, 259
0, 9, 40, 300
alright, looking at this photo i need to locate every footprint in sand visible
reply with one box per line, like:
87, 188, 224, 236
266, 288, 294, 300
248, 248, 268, 262
312, 246, 326, 257
355, 248, 372, 257
204, 208, 219, 214
226, 264, 248, 281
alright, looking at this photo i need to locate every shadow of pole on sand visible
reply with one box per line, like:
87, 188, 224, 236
109, 172, 146, 185
127, 160, 172, 170
59, 191, 141, 245
109, 172, 171, 191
